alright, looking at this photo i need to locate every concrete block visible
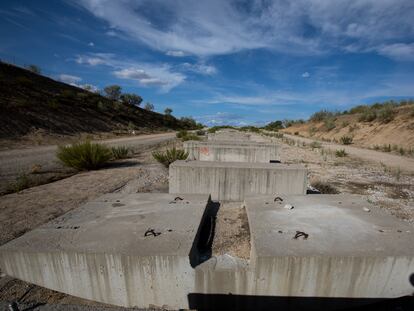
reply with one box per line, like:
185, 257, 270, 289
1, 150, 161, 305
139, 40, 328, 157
244, 194, 414, 299
169, 161, 307, 201
0, 193, 213, 309
184, 140, 280, 163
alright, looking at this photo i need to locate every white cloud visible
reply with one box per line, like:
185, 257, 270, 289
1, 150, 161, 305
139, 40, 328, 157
377, 43, 414, 61
58, 74, 82, 84
302, 72, 310, 78
166, 50, 186, 57
75, 0, 414, 59
88, 41, 94, 46
181, 62, 217, 75
114, 66, 185, 92
75, 53, 185, 92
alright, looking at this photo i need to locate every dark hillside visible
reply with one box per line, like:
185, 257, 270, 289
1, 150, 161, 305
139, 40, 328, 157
0, 62, 188, 139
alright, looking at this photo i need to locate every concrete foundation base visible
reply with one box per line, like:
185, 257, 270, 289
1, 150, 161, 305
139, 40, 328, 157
184, 140, 280, 163
169, 160, 307, 201
1, 194, 413, 310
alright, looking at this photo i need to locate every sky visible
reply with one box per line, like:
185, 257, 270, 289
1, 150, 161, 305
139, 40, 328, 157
1, 0, 413, 126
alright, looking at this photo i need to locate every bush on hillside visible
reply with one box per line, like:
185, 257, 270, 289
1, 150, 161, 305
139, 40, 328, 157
377, 106, 396, 123
152, 148, 188, 167
57, 141, 112, 170
335, 149, 347, 157
340, 135, 353, 145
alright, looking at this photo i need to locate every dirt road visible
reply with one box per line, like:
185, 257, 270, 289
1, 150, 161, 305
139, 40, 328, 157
0, 132, 175, 191
284, 134, 414, 173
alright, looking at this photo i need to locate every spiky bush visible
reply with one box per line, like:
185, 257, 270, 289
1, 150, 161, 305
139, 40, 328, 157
335, 149, 347, 157
57, 141, 112, 170
111, 146, 130, 159
340, 135, 353, 145
152, 148, 188, 167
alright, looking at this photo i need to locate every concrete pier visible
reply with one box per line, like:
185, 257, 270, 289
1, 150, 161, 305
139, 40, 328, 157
0, 193, 213, 308
169, 160, 307, 201
184, 140, 280, 163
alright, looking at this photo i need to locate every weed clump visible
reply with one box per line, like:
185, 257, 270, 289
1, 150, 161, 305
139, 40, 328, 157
152, 147, 189, 167
57, 141, 112, 170
335, 149, 347, 157
111, 146, 130, 159
340, 135, 353, 145
311, 181, 339, 194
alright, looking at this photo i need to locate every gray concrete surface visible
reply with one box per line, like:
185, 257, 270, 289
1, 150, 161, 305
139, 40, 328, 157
0, 132, 175, 192
245, 194, 414, 298
184, 140, 280, 163
0, 193, 212, 309
169, 161, 307, 201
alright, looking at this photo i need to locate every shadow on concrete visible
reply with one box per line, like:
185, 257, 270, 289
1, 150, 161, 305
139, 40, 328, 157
189, 198, 220, 268
188, 293, 414, 311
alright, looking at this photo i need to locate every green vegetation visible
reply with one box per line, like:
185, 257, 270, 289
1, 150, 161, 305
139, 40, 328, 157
207, 125, 236, 133
196, 129, 206, 136
152, 147, 188, 167
57, 141, 112, 170
144, 102, 154, 111
240, 126, 261, 133
164, 108, 173, 116
111, 146, 130, 159
103, 85, 122, 101
177, 130, 200, 141
26, 64, 41, 74
335, 149, 347, 157
120, 93, 142, 106
6, 172, 31, 193
264, 120, 283, 131
323, 118, 336, 131
340, 135, 353, 145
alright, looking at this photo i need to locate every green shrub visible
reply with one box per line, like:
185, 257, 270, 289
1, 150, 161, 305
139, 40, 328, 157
57, 141, 112, 170
398, 147, 405, 156
181, 134, 200, 141
294, 131, 299, 135
323, 118, 336, 131
358, 110, 376, 122
152, 148, 188, 167
382, 144, 392, 152
335, 149, 347, 157
341, 121, 349, 128
377, 106, 396, 123
176, 130, 188, 138
196, 129, 205, 136
6, 173, 31, 193
340, 135, 353, 145
111, 146, 130, 159
309, 110, 334, 122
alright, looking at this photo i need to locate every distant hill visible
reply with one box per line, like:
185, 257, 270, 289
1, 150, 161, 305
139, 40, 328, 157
0, 62, 192, 140
281, 101, 414, 152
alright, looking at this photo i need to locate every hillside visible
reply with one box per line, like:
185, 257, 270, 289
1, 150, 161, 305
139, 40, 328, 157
0, 62, 192, 142
282, 102, 414, 153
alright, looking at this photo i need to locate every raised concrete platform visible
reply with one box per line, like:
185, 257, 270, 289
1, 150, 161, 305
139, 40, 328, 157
169, 161, 307, 201
184, 140, 280, 163
245, 194, 414, 299
0, 193, 213, 308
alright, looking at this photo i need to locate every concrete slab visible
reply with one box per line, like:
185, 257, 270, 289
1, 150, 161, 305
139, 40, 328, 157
0, 193, 213, 308
184, 140, 280, 163
245, 194, 414, 299
169, 161, 307, 201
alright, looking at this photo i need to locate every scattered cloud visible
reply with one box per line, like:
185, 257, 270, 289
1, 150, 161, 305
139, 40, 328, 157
301, 72, 310, 78
195, 112, 246, 126
181, 62, 217, 75
88, 41, 94, 47
58, 74, 82, 84
377, 43, 414, 61
75, 0, 414, 60
166, 50, 186, 57
75, 53, 185, 92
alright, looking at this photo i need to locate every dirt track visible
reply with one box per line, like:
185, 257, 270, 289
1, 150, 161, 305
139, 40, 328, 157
0, 132, 175, 193
284, 134, 414, 173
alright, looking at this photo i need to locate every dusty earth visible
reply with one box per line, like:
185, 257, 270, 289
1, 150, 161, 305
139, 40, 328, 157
0, 133, 413, 310
212, 202, 250, 259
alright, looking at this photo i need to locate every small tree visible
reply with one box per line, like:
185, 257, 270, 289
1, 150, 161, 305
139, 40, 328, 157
120, 93, 142, 106
104, 85, 122, 101
144, 102, 154, 111
164, 108, 173, 115
26, 64, 41, 74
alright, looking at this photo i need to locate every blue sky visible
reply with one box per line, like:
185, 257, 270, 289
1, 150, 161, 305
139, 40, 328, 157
1, 0, 413, 126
